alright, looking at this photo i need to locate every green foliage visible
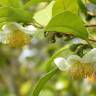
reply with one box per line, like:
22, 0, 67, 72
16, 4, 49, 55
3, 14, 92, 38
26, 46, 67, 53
45, 11, 88, 39
0, 7, 32, 24
0, 0, 22, 8
52, 0, 78, 16
23, 0, 51, 9
77, 0, 87, 15
0, 0, 33, 29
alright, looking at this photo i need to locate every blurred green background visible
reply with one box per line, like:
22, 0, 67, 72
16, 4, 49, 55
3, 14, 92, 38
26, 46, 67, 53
0, 0, 96, 96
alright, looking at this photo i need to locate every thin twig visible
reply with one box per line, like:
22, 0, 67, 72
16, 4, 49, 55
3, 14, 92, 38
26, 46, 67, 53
85, 24, 96, 27
89, 38, 96, 42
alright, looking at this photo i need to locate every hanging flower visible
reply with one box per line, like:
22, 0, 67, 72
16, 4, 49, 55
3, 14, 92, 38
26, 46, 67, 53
54, 48, 96, 79
0, 22, 35, 48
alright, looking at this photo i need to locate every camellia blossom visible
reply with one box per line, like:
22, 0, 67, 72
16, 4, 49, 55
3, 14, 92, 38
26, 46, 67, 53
54, 48, 96, 79
0, 22, 36, 48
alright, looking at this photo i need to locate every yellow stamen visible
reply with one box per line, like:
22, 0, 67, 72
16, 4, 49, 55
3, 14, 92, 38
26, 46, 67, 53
7, 30, 31, 48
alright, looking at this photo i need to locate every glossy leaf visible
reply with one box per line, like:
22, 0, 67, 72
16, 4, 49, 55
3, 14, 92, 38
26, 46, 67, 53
46, 11, 88, 39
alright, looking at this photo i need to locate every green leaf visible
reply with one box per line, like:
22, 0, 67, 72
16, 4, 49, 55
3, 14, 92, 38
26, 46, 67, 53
45, 11, 88, 39
52, 0, 78, 16
30, 68, 58, 96
77, 0, 87, 15
33, 1, 55, 26
0, 7, 32, 24
89, 0, 96, 4
0, 0, 23, 8
24, 0, 51, 9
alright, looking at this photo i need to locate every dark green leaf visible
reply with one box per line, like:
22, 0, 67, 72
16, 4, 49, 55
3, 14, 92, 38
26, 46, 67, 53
77, 0, 87, 15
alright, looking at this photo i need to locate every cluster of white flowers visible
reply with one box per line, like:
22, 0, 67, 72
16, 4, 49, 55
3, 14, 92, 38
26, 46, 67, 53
54, 48, 96, 79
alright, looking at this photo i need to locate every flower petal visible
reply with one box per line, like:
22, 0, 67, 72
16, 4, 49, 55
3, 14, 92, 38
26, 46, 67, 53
0, 31, 9, 44
2, 24, 10, 33
54, 57, 69, 71
24, 25, 36, 35
67, 55, 81, 65
3, 22, 23, 32
82, 48, 96, 64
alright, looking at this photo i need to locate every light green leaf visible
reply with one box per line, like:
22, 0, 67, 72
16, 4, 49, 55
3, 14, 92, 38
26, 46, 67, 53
30, 68, 58, 96
52, 0, 78, 16
0, 0, 23, 8
0, 7, 32, 24
33, 1, 55, 26
46, 11, 88, 39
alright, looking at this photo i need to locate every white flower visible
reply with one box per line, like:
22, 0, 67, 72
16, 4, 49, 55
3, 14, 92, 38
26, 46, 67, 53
54, 48, 96, 78
0, 22, 36, 48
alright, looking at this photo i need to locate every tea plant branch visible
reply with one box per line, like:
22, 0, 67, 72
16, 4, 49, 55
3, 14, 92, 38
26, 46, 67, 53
89, 38, 96, 42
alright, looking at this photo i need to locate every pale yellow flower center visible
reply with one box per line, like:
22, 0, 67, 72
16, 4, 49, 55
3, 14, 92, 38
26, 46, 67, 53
68, 62, 94, 79
7, 30, 31, 48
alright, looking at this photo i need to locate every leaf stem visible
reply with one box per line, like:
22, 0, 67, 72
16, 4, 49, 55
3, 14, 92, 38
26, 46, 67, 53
30, 68, 59, 96
89, 38, 96, 42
